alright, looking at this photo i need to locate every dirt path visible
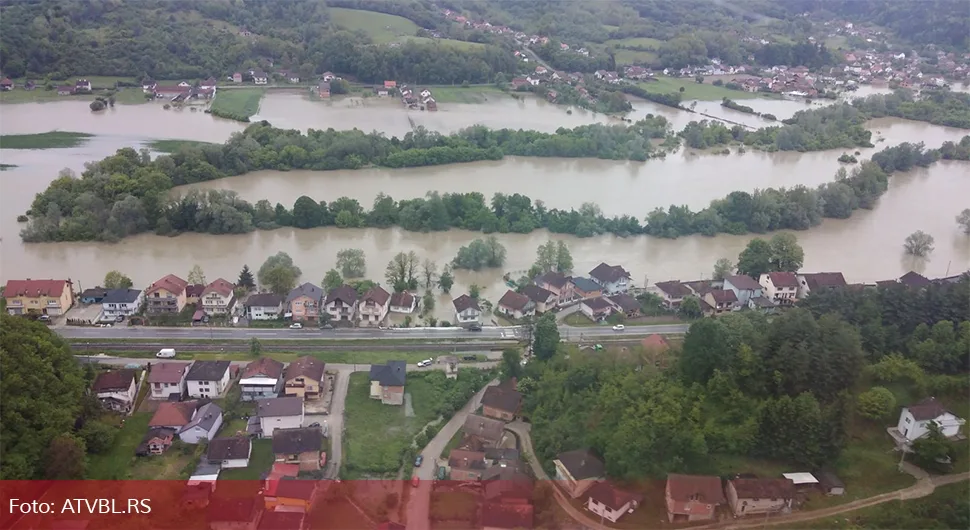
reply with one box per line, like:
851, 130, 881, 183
324, 368, 351, 479
508, 420, 970, 530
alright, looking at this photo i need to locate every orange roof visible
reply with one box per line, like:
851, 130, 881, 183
146, 274, 188, 296
149, 401, 196, 427
3, 279, 70, 298
202, 278, 235, 298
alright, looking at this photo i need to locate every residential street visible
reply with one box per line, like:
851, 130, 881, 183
77, 354, 501, 373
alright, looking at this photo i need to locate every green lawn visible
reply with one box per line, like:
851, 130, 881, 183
330, 7, 419, 44
87, 412, 152, 479
219, 439, 274, 480
402, 36, 487, 50
563, 312, 682, 327
127, 441, 201, 480
607, 37, 664, 48
638, 77, 763, 101
147, 139, 216, 153
112, 87, 151, 105
428, 85, 507, 104
0, 131, 94, 149
209, 88, 265, 121
614, 49, 658, 66
342, 372, 440, 477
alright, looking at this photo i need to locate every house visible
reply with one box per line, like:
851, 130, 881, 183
75, 79, 92, 92
101, 289, 144, 320
185, 361, 232, 398
207, 497, 263, 530
200, 77, 218, 90
684, 280, 717, 297
481, 380, 522, 421
232, 73, 243, 83
186, 283, 205, 305
521, 284, 557, 313
145, 274, 188, 314
207, 436, 252, 469
324, 285, 359, 323
497, 290, 536, 320
252, 71, 268, 84
136, 427, 177, 456
149, 401, 199, 430
580, 297, 614, 322
257, 397, 305, 438
665, 474, 726, 523
816, 471, 845, 496
384, 80, 397, 89
796, 272, 847, 299
536, 271, 575, 305
898, 271, 932, 287
483, 468, 533, 503
240, 357, 285, 401
285, 283, 324, 322
316, 82, 331, 98
726, 478, 795, 516
759, 272, 798, 305
747, 296, 777, 312
723, 275, 764, 305
554, 449, 604, 498
322, 72, 336, 82
284, 72, 300, 83
589, 263, 632, 294
149, 362, 190, 400
264, 480, 317, 514
374, 86, 389, 96
283, 356, 325, 400
484, 448, 521, 469
703, 289, 739, 314
389, 290, 417, 313
782, 472, 819, 491
511, 77, 529, 89
56, 85, 74, 96
463, 414, 505, 448
3, 279, 74, 316
245, 293, 284, 321
608, 293, 641, 318
896, 397, 966, 441
0, 77, 13, 90
201, 278, 236, 315
180, 402, 223, 444
369, 361, 406, 405
80, 287, 108, 304
452, 295, 482, 327
448, 449, 487, 480
92, 369, 139, 413
481, 503, 533, 530
585, 481, 642, 523
272, 427, 323, 471
654, 280, 692, 309
570, 277, 602, 300
257, 511, 304, 530
359, 286, 390, 327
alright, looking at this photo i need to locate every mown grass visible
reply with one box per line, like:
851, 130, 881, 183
0, 131, 94, 149
426, 85, 507, 104
219, 439, 274, 480
330, 7, 420, 44
638, 77, 763, 101
147, 139, 216, 153
402, 36, 487, 50
209, 88, 265, 121
614, 49, 659, 66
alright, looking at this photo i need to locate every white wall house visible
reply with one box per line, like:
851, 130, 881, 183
389, 291, 417, 313
589, 263, 632, 295
324, 285, 358, 323
722, 275, 763, 305
245, 293, 284, 321
149, 362, 190, 400
201, 278, 236, 315
178, 402, 223, 444
185, 361, 232, 399
585, 482, 640, 523
257, 397, 305, 438
897, 397, 966, 441
758, 272, 798, 305
101, 289, 144, 320
359, 286, 390, 327
453, 295, 482, 326
207, 437, 252, 469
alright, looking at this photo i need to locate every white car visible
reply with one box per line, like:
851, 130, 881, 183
612, 324, 625, 331
289, 323, 303, 329
416, 358, 434, 368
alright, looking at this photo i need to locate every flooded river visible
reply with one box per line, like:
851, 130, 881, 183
1, 94, 968, 321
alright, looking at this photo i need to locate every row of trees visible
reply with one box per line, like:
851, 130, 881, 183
851, 89, 970, 130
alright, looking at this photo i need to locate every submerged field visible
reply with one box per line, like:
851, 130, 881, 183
0, 131, 94, 149
209, 88, 265, 121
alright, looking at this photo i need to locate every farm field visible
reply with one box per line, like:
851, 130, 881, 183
209, 88, 265, 121
329, 8, 486, 50
637, 76, 763, 100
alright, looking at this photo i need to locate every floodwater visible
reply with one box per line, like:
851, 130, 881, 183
1, 94, 968, 321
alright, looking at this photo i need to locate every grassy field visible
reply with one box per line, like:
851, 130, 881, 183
87, 412, 152, 479
330, 7, 419, 44
614, 49, 659, 66
0, 131, 94, 149
403, 36, 487, 50
427, 85, 507, 104
219, 439, 274, 480
638, 77, 763, 100
607, 37, 664, 48
127, 441, 201, 480
562, 312, 682, 327
147, 139, 216, 153
342, 371, 440, 477
209, 88, 265, 121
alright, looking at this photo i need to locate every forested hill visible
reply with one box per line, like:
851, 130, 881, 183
0, 0, 516, 83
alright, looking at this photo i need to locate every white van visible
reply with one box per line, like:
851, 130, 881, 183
156, 348, 176, 358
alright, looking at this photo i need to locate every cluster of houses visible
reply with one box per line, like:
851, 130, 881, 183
141, 78, 217, 102
494, 262, 636, 322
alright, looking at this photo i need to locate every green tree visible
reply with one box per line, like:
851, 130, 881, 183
187, 264, 206, 285
911, 422, 952, 473
469, 284, 482, 299
258, 252, 302, 295
79, 421, 116, 454
292, 195, 323, 228
421, 259, 438, 290
957, 208, 970, 235
438, 267, 454, 293
45, 434, 86, 479
679, 318, 731, 384
678, 296, 703, 320
533, 240, 573, 273
103, 270, 133, 289
323, 269, 343, 292
237, 264, 256, 290
736, 238, 773, 278
421, 291, 436, 316
712, 258, 734, 281
856, 386, 896, 420
768, 233, 805, 272
385, 251, 419, 292
1, 315, 86, 479
500, 349, 523, 381
532, 312, 560, 361
904, 230, 935, 257
250, 337, 262, 357
336, 248, 366, 278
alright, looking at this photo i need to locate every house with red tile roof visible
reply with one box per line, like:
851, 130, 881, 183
149, 401, 199, 429
145, 274, 188, 314
758, 272, 798, 305
3, 279, 74, 316
201, 278, 236, 315
148, 362, 191, 400
92, 369, 139, 413
796, 272, 847, 299
665, 474, 725, 523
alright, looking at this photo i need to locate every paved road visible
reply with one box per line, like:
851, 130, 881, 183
56, 323, 689, 341
76, 354, 501, 373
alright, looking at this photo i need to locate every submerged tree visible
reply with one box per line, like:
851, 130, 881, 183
904, 230, 935, 257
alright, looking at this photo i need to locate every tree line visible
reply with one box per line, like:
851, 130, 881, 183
851, 89, 970, 130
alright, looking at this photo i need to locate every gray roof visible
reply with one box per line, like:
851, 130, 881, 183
569, 277, 601, 292
463, 414, 505, 443
257, 396, 304, 418
326, 285, 358, 304
246, 293, 284, 308
369, 360, 406, 387
285, 283, 323, 304
272, 427, 323, 454
207, 436, 251, 461
724, 274, 762, 291
180, 402, 223, 434
556, 449, 604, 480
185, 361, 231, 382
521, 284, 555, 303
102, 288, 142, 304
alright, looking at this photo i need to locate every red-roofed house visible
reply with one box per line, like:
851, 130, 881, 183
146, 274, 189, 314
585, 481, 643, 523
758, 272, 798, 305
92, 369, 139, 412
3, 279, 74, 316
497, 290, 536, 320
149, 401, 199, 430
359, 286, 391, 327
665, 474, 725, 523
703, 289, 738, 314
149, 362, 190, 400
201, 278, 236, 315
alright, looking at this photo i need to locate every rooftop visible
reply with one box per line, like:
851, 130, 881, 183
257, 397, 304, 418
589, 263, 631, 284
482, 384, 523, 414
241, 357, 284, 380
556, 449, 604, 480
655, 280, 692, 298
570, 276, 601, 293
498, 290, 533, 311
272, 427, 323, 455
185, 360, 231, 382
725, 274, 762, 291
326, 285, 358, 304
463, 414, 505, 443
666, 474, 726, 504
453, 294, 481, 312
285, 282, 323, 303
3, 279, 70, 298
369, 360, 407, 387
92, 369, 137, 393
285, 356, 325, 382
586, 481, 643, 511
102, 288, 142, 304
146, 274, 188, 296
730, 478, 795, 499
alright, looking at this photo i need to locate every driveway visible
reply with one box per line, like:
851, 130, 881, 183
323, 368, 351, 479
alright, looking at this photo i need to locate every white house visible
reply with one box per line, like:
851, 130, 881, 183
245, 293, 284, 321
758, 272, 798, 305
585, 482, 641, 523
207, 437, 252, 469
389, 291, 417, 313
896, 397, 966, 442
324, 285, 358, 323
722, 275, 763, 305
101, 288, 144, 320
453, 294, 482, 327
359, 286, 390, 327
726, 478, 795, 517
589, 263, 631, 295
201, 278, 236, 315
185, 361, 232, 398
554, 449, 604, 498
521, 284, 557, 313
92, 369, 139, 413
239, 357, 285, 401
257, 397, 305, 438
179, 402, 223, 444
252, 71, 268, 85
580, 297, 614, 322
149, 362, 190, 399
497, 290, 536, 320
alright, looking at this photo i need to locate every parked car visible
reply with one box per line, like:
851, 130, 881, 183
309, 422, 321, 428
416, 358, 433, 368
414, 455, 424, 467
289, 323, 303, 329
156, 348, 176, 359
462, 355, 477, 361
467, 324, 482, 331
38, 315, 51, 322
612, 324, 625, 331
